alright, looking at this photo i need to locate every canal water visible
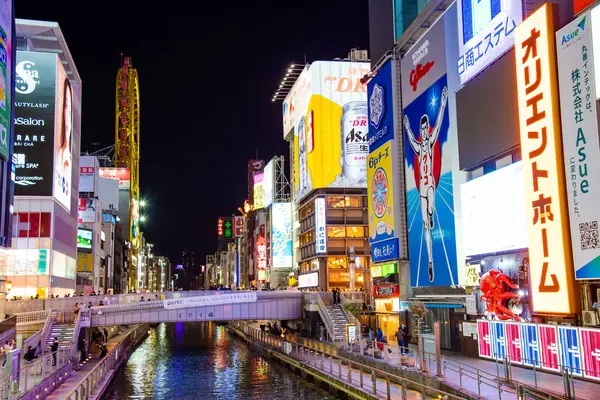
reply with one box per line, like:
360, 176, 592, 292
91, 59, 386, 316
103, 322, 336, 399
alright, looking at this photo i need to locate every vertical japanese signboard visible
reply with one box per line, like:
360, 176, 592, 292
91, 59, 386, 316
315, 197, 327, 254
580, 327, 600, 380
233, 216, 244, 237
506, 322, 523, 364
556, 12, 600, 280
539, 324, 560, 372
490, 320, 507, 360
521, 323, 541, 367
558, 325, 582, 376
477, 319, 492, 359
514, 4, 578, 315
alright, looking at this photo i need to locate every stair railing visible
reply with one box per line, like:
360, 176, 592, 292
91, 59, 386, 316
315, 293, 335, 342
339, 293, 363, 350
70, 311, 82, 356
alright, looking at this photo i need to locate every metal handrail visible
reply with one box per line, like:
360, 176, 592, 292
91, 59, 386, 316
62, 324, 148, 399
315, 293, 335, 342
339, 294, 362, 331
233, 321, 465, 400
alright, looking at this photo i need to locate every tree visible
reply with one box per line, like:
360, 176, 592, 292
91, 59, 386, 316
408, 301, 429, 373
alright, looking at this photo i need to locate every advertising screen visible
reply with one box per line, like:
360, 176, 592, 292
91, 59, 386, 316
456, 0, 523, 85
506, 322, 523, 364
253, 172, 264, 210
98, 167, 130, 189
76, 252, 92, 273
256, 232, 266, 272
53, 60, 72, 211
580, 328, 600, 380
247, 159, 264, 205
539, 324, 560, 372
263, 160, 274, 208
14, 51, 57, 196
14, 212, 50, 238
490, 320, 507, 360
556, 11, 600, 280
515, 4, 578, 314
460, 162, 528, 256
290, 61, 371, 202
298, 271, 318, 288
402, 7, 461, 287
477, 319, 492, 359
558, 326, 582, 376
0, 0, 13, 160
271, 202, 292, 269
77, 198, 97, 223
521, 323, 541, 367
77, 228, 92, 251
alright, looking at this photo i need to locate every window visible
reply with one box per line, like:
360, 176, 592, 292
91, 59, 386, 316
328, 256, 347, 269
327, 227, 345, 238
346, 226, 365, 238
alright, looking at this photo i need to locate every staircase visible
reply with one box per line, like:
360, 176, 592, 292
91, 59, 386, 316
45, 323, 75, 351
323, 304, 351, 342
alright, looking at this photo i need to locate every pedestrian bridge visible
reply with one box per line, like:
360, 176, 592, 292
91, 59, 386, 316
78, 291, 303, 327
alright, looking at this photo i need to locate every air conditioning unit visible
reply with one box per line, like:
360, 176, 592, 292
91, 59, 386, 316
582, 310, 598, 327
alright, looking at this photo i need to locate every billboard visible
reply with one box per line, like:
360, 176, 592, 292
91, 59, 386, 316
79, 156, 97, 193
456, 0, 523, 85
556, 12, 600, 280
460, 162, 528, 257
298, 271, 319, 288
505, 322, 523, 364
14, 51, 57, 196
402, 7, 462, 287
367, 58, 402, 264
289, 61, 371, 201
538, 324, 560, 372
77, 198, 97, 223
575, 0, 596, 15
247, 159, 264, 205
263, 160, 274, 208
77, 252, 92, 273
77, 228, 92, 251
53, 60, 72, 212
558, 325, 582, 376
14, 212, 50, 238
0, 0, 13, 160
253, 172, 264, 210
98, 167, 130, 189
282, 67, 311, 137
233, 215, 244, 237
271, 202, 292, 269
521, 323, 541, 367
490, 320, 507, 360
315, 197, 327, 254
477, 319, 492, 359
515, 4, 578, 314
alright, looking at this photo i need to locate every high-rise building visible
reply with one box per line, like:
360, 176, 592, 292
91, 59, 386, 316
4, 20, 82, 298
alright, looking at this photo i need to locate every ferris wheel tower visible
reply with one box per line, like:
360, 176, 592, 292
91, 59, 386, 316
115, 56, 141, 290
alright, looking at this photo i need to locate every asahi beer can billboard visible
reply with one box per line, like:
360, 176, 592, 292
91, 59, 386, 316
285, 61, 371, 202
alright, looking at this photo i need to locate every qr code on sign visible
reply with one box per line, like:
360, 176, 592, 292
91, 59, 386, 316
579, 221, 599, 250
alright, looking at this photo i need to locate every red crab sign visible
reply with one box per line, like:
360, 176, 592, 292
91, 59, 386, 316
479, 270, 523, 322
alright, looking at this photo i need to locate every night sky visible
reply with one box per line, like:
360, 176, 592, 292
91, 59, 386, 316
18, 0, 370, 264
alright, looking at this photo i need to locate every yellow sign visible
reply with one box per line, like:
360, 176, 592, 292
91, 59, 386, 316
292, 61, 371, 201
77, 253, 92, 273
514, 4, 578, 314
367, 141, 395, 243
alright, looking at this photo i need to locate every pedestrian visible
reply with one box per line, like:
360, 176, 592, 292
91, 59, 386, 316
23, 346, 37, 363
99, 342, 108, 358
2, 341, 9, 367
376, 327, 383, 342
396, 326, 406, 354
103, 328, 108, 342
403, 324, 411, 347
73, 303, 80, 319
51, 337, 59, 366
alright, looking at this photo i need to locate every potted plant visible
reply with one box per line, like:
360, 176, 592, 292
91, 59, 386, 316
408, 301, 429, 373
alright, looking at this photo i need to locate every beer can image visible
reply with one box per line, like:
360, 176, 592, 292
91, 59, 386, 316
297, 115, 307, 193
341, 101, 368, 181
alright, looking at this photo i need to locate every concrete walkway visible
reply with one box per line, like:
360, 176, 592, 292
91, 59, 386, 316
290, 346, 436, 399
46, 328, 131, 400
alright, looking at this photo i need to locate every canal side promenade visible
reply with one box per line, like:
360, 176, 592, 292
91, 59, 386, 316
46, 324, 149, 400
232, 321, 600, 400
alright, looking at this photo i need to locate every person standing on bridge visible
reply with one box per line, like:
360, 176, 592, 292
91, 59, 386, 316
74, 303, 80, 319
51, 337, 59, 366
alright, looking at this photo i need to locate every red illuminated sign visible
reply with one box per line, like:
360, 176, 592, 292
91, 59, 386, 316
372, 284, 399, 298
234, 216, 244, 237
217, 218, 224, 236
409, 61, 435, 91
574, 0, 596, 15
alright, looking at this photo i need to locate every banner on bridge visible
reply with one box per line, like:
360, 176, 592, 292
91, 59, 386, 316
163, 293, 257, 309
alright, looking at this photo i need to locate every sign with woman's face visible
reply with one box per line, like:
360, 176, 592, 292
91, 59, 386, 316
53, 61, 73, 213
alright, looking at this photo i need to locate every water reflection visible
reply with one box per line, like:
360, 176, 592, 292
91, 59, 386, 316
103, 322, 335, 400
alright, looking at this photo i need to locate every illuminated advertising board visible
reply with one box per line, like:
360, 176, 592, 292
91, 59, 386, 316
271, 202, 292, 269
515, 4, 578, 314
402, 6, 462, 287
460, 162, 528, 257
98, 167, 130, 189
53, 60, 72, 212
247, 159, 264, 205
79, 156, 97, 193
233, 215, 244, 238
368, 141, 396, 247
263, 160, 274, 208
77, 198, 97, 223
256, 230, 266, 273
558, 326, 582, 376
580, 327, 600, 380
282, 67, 310, 137
77, 252, 92, 273
539, 324, 560, 372
0, 0, 13, 160
298, 271, 318, 288
506, 322, 523, 364
370, 262, 397, 278
77, 228, 92, 252
253, 172, 264, 210
217, 218, 224, 236
14, 52, 57, 196
521, 323, 541, 368
315, 197, 327, 254
574, 0, 596, 15
217, 217, 232, 239
288, 61, 371, 202
556, 11, 600, 280
14, 212, 50, 238
477, 319, 492, 359
456, 0, 523, 85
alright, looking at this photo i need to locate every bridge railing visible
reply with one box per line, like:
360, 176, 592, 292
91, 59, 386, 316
15, 310, 49, 327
